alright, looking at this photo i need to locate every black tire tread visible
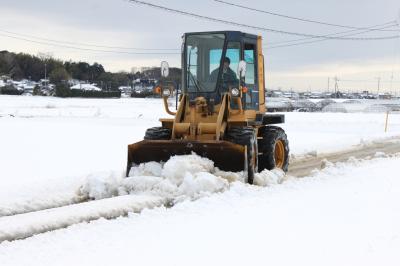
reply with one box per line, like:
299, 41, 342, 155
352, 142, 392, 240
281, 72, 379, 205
144, 127, 171, 140
258, 126, 289, 172
225, 127, 257, 184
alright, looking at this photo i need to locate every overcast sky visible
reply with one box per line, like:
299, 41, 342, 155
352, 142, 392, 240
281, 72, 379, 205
1, 0, 400, 92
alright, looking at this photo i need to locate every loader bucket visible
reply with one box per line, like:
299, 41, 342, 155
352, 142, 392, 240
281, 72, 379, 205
126, 140, 246, 176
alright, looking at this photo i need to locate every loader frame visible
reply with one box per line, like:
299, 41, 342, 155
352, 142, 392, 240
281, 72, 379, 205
126, 31, 288, 183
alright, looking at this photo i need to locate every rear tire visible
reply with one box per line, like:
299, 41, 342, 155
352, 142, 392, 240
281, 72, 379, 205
258, 126, 289, 172
144, 127, 171, 140
225, 127, 257, 184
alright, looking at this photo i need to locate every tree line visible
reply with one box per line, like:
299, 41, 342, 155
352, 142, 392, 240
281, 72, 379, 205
0, 50, 181, 90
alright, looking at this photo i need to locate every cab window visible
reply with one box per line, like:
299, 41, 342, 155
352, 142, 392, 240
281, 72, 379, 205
244, 43, 258, 109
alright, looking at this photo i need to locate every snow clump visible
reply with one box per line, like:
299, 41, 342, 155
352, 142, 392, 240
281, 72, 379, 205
253, 168, 286, 186
78, 171, 121, 200
161, 153, 214, 185
79, 153, 286, 203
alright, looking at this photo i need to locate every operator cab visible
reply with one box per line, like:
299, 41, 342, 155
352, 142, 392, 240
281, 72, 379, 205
183, 31, 261, 110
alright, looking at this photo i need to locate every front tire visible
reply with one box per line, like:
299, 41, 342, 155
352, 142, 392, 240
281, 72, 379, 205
258, 126, 289, 172
225, 127, 258, 184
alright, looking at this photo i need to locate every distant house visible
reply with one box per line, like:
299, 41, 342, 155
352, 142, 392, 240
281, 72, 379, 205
265, 97, 292, 112
70, 83, 101, 91
19, 80, 38, 93
310, 92, 323, 99
39, 79, 50, 86
68, 79, 81, 86
268, 90, 283, 98
378, 93, 392, 100
282, 91, 299, 99
118, 86, 132, 92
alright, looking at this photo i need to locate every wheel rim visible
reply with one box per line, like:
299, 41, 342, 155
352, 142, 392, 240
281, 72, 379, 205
274, 140, 285, 168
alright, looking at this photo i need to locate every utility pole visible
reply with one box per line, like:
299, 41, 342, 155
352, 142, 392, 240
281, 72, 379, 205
38, 52, 52, 87
44, 63, 47, 86
390, 73, 393, 91
327, 77, 330, 93
334, 76, 339, 97
376, 77, 381, 98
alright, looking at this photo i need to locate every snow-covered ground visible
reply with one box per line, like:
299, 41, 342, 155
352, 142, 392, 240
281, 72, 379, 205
0, 95, 399, 214
1, 154, 400, 266
0, 95, 400, 265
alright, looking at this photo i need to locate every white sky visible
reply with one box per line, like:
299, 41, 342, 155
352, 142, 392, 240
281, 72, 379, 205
0, 0, 400, 92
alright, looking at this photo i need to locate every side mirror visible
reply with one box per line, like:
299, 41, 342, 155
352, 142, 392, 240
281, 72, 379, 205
161, 61, 169, 78
154, 83, 173, 98
238, 60, 247, 78
161, 87, 171, 97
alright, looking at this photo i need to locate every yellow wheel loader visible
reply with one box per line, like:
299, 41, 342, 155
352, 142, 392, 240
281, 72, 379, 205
127, 31, 289, 184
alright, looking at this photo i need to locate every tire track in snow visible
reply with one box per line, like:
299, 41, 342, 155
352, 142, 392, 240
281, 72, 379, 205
0, 195, 166, 243
0, 195, 89, 218
288, 137, 400, 177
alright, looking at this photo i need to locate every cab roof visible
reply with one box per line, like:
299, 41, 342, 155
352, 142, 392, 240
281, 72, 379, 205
183, 31, 259, 41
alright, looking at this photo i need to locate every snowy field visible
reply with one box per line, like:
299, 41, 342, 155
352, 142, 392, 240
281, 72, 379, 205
0, 95, 399, 212
1, 95, 400, 265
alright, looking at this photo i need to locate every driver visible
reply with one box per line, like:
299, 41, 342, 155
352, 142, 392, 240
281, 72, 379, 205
209, 57, 238, 90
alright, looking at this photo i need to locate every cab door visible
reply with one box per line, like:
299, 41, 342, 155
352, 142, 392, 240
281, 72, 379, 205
242, 39, 259, 110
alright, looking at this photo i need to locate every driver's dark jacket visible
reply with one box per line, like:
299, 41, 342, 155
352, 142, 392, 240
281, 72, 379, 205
209, 67, 238, 91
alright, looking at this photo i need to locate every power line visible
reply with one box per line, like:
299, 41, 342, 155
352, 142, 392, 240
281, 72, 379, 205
126, 0, 400, 40
0, 33, 180, 55
266, 21, 397, 46
0, 29, 179, 51
214, 0, 399, 32
266, 23, 398, 49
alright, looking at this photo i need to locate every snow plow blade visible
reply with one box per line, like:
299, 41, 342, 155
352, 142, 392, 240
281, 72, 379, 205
127, 140, 246, 176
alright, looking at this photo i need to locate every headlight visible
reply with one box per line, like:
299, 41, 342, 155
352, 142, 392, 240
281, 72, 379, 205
162, 88, 171, 97
231, 87, 240, 97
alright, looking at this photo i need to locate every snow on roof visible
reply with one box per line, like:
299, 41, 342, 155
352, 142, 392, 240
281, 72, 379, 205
291, 99, 316, 108
315, 99, 336, 109
118, 86, 132, 91
266, 97, 291, 108
70, 83, 101, 91
322, 103, 348, 113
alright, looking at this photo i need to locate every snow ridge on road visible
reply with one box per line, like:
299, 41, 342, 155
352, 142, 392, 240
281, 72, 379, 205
0, 195, 165, 242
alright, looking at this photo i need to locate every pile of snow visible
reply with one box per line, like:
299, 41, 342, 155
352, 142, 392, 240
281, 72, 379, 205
291, 99, 316, 109
342, 99, 362, 104
322, 102, 366, 113
78, 153, 285, 204
315, 98, 336, 109
253, 168, 286, 186
322, 100, 400, 113
364, 104, 389, 113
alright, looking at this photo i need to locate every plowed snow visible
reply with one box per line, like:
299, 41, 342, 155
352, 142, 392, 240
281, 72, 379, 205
79, 153, 285, 203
